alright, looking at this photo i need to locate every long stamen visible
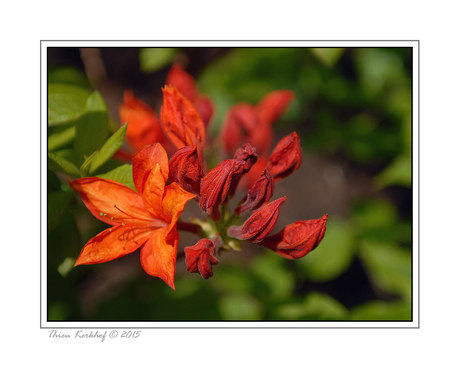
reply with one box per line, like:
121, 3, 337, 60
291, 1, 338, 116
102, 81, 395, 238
99, 204, 166, 228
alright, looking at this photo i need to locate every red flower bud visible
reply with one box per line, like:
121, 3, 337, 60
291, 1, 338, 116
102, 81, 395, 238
166, 63, 214, 127
220, 103, 257, 155
259, 214, 328, 259
266, 132, 302, 182
235, 169, 274, 215
118, 90, 169, 152
228, 196, 286, 243
160, 85, 206, 163
256, 90, 295, 126
233, 143, 258, 173
168, 146, 204, 196
200, 159, 246, 220
184, 238, 220, 279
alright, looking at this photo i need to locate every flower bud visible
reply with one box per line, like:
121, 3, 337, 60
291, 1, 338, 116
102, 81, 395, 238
168, 146, 204, 196
184, 238, 220, 279
200, 159, 246, 220
256, 90, 295, 126
259, 214, 328, 259
233, 143, 258, 173
160, 85, 206, 162
266, 132, 302, 182
166, 63, 214, 127
228, 196, 286, 243
235, 169, 274, 215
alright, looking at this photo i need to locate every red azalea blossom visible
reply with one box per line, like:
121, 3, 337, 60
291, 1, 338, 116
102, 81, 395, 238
184, 238, 220, 279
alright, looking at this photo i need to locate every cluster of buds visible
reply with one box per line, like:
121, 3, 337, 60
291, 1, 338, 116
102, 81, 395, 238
117, 63, 328, 281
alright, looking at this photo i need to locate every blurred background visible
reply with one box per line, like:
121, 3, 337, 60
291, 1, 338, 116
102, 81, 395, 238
47, 46, 412, 321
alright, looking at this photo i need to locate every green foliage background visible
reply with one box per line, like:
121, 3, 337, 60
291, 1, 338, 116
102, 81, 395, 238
47, 47, 413, 322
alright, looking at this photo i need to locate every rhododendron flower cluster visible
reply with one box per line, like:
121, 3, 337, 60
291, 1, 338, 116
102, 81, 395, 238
71, 63, 328, 289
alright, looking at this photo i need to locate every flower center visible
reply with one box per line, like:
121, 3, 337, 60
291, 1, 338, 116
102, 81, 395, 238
99, 204, 167, 228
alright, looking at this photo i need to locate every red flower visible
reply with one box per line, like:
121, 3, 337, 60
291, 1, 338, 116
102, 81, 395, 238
184, 238, 220, 279
259, 215, 328, 259
69, 143, 196, 290
235, 169, 274, 215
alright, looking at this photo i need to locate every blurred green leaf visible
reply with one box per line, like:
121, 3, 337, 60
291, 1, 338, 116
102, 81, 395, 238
359, 240, 412, 301
374, 154, 412, 189
57, 257, 76, 278
89, 123, 128, 175
218, 293, 263, 320
210, 265, 254, 294
97, 164, 135, 191
48, 83, 91, 126
350, 300, 411, 321
298, 217, 356, 282
310, 48, 345, 67
48, 124, 76, 152
48, 66, 90, 88
48, 151, 80, 177
139, 48, 178, 73
48, 211, 81, 270
249, 251, 295, 301
73, 91, 109, 166
276, 292, 348, 320
47, 190, 74, 232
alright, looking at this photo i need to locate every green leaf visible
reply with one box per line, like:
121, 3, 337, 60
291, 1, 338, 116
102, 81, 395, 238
89, 123, 128, 175
48, 211, 81, 270
359, 240, 412, 301
249, 251, 295, 301
48, 66, 90, 88
310, 48, 345, 67
47, 190, 74, 232
79, 150, 99, 177
350, 300, 412, 321
73, 91, 109, 166
298, 217, 357, 282
218, 293, 263, 320
48, 83, 91, 126
48, 124, 76, 151
276, 292, 349, 320
48, 151, 80, 177
97, 164, 135, 190
139, 48, 178, 73
374, 155, 412, 189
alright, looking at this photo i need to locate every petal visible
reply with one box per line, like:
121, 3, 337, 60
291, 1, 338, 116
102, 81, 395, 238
75, 225, 152, 265
235, 169, 274, 215
142, 163, 166, 219
132, 143, 169, 194
140, 228, 178, 290
69, 177, 151, 226
119, 90, 167, 151
162, 182, 196, 238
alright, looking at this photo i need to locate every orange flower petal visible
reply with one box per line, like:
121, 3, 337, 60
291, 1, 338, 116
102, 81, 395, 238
140, 228, 178, 290
69, 177, 151, 226
75, 225, 153, 265
119, 90, 167, 151
142, 163, 166, 219
132, 143, 169, 194
165, 63, 198, 102
161, 182, 196, 237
